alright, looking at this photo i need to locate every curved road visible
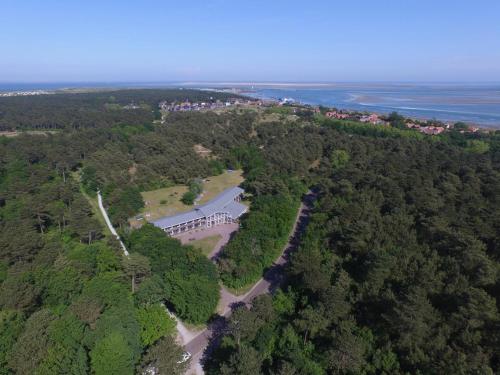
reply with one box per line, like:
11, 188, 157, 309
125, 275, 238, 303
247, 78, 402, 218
184, 190, 316, 374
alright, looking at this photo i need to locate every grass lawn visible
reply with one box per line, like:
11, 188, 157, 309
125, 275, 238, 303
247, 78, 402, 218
129, 169, 244, 227
188, 235, 222, 256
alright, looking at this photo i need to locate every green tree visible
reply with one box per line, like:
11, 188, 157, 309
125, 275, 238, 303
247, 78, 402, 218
387, 111, 406, 129
330, 149, 349, 170
8, 309, 56, 374
294, 306, 329, 345
164, 271, 218, 324
220, 345, 262, 375
139, 335, 187, 375
122, 253, 151, 293
68, 196, 102, 244
134, 275, 165, 307
0, 271, 41, 311
36, 313, 88, 375
453, 122, 469, 130
136, 305, 175, 346
325, 327, 367, 374
0, 311, 25, 375
181, 190, 196, 205
90, 332, 135, 375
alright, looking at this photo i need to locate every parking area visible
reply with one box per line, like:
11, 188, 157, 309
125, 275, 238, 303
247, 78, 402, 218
176, 223, 239, 259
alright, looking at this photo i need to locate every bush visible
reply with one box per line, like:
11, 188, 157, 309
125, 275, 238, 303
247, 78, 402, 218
181, 191, 196, 205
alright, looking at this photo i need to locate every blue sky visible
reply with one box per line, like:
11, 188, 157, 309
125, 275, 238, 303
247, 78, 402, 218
1, 0, 499, 82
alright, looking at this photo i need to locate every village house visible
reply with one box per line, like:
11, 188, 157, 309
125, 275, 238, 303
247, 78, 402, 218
419, 126, 445, 135
360, 113, 384, 125
325, 111, 349, 119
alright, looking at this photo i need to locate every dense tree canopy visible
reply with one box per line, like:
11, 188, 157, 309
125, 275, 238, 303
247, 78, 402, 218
208, 119, 500, 374
128, 225, 219, 324
0, 89, 239, 131
1, 88, 499, 374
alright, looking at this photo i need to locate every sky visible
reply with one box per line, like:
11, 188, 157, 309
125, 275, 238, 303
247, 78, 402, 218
1, 0, 500, 83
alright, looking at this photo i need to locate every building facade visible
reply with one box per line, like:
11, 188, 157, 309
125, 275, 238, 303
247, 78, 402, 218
152, 187, 247, 236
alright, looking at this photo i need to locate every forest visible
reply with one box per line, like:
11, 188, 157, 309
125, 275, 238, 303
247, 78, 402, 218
207, 122, 500, 374
0, 88, 499, 374
0, 89, 238, 131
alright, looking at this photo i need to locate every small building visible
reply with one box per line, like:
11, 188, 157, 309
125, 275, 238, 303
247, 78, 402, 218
325, 111, 349, 119
152, 187, 247, 236
419, 126, 445, 135
360, 114, 382, 124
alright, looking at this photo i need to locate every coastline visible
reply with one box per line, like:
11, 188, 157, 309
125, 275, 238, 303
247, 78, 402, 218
241, 87, 500, 129
1, 82, 499, 129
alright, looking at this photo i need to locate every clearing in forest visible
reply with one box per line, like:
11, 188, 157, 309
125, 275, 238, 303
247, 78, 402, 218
129, 169, 245, 227
193, 144, 212, 158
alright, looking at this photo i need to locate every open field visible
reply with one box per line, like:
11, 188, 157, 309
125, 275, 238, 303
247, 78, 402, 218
188, 235, 222, 256
129, 169, 244, 227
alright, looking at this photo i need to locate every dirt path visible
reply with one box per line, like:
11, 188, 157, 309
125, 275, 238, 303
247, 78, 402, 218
183, 190, 316, 374
97, 191, 129, 256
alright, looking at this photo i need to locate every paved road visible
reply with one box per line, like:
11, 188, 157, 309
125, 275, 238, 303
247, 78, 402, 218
183, 190, 316, 374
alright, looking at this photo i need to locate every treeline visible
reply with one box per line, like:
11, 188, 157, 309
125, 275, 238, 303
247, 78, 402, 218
0, 89, 239, 131
127, 225, 219, 324
207, 125, 500, 374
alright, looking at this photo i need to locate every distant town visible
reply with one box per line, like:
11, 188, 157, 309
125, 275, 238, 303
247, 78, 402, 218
158, 97, 265, 112
156, 95, 482, 135
321, 109, 479, 135
0, 87, 490, 134
0, 90, 52, 97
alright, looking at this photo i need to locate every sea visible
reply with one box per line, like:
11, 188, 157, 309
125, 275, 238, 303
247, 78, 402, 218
2, 82, 500, 128
241, 83, 500, 128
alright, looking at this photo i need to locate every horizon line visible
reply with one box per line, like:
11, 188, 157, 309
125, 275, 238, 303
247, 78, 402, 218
2, 80, 500, 85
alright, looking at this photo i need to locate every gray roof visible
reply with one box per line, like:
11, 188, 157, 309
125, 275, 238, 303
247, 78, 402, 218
196, 186, 244, 217
152, 210, 204, 229
225, 201, 247, 219
152, 186, 244, 229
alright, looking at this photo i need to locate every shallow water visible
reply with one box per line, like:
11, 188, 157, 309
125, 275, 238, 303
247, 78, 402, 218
2, 82, 499, 127
245, 83, 500, 127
